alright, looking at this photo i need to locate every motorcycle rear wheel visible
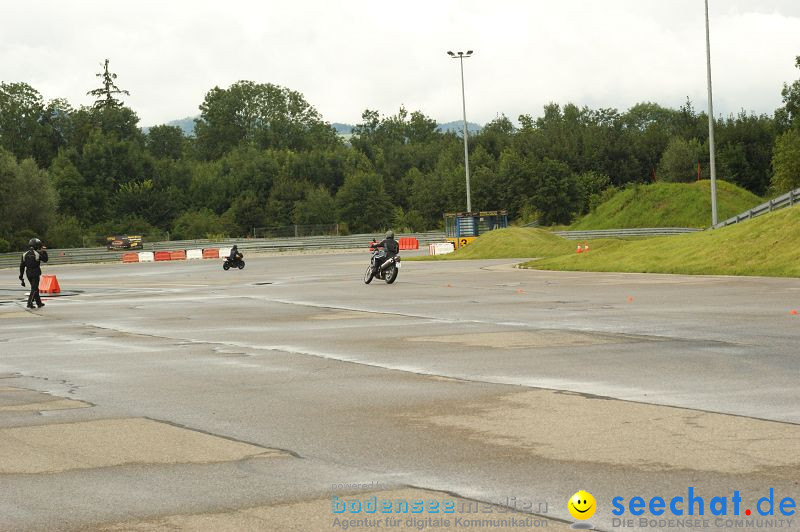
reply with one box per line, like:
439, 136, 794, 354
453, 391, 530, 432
223, 262, 230, 271
385, 263, 398, 284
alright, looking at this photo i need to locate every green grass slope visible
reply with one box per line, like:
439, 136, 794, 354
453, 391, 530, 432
570, 180, 761, 229
409, 227, 575, 260
525, 204, 800, 277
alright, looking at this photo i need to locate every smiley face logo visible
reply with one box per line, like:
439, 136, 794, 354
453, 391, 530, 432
568, 490, 596, 520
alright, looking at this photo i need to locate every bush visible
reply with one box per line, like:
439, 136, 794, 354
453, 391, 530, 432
46, 215, 83, 249
0, 238, 10, 253
172, 209, 230, 240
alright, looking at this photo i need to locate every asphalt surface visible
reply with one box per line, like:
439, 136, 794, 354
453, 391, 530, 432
1, 251, 799, 531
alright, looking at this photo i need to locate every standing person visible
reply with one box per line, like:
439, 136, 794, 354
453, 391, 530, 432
19, 238, 48, 309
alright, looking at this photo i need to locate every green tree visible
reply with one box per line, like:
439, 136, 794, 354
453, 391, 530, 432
194, 80, 338, 159
336, 172, 392, 233
265, 178, 310, 227
171, 208, 230, 240
0, 150, 58, 247
776, 56, 800, 130
575, 171, 612, 214
770, 129, 800, 193
0, 82, 45, 161
226, 190, 267, 235
146, 125, 185, 159
293, 186, 337, 226
657, 137, 704, 182
87, 59, 130, 109
530, 158, 579, 225
50, 150, 90, 222
46, 214, 83, 248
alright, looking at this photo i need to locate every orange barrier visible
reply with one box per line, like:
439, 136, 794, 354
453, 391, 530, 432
169, 250, 186, 261
202, 248, 219, 259
398, 237, 419, 250
154, 251, 171, 261
122, 253, 139, 263
39, 275, 61, 294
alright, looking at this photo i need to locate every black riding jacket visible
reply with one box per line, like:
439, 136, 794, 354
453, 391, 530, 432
372, 238, 399, 256
19, 249, 49, 278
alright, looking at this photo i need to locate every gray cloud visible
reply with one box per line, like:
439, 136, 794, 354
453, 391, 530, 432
2, 0, 799, 127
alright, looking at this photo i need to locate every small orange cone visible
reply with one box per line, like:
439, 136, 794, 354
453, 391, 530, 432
584, 242, 589, 252
627, 296, 634, 303
791, 309, 798, 316
576, 244, 583, 254
39, 275, 61, 294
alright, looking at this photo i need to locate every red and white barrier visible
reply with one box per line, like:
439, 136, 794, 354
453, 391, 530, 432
186, 249, 203, 260
429, 242, 455, 255
138, 252, 155, 262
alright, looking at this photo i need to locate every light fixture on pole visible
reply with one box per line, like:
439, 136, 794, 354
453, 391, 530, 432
704, 0, 718, 226
447, 50, 474, 212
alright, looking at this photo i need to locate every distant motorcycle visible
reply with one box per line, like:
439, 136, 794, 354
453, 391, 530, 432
364, 245, 400, 284
223, 253, 245, 270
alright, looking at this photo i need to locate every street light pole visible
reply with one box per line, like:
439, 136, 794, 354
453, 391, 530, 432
704, 0, 718, 226
448, 50, 473, 212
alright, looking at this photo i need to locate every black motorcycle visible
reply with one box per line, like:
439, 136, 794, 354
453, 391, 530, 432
223, 253, 245, 270
364, 248, 400, 284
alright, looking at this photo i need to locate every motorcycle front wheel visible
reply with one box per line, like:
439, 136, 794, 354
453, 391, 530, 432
237, 260, 245, 269
363, 265, 374, 284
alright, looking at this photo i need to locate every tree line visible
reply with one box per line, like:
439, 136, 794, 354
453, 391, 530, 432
1, 57, 799, 252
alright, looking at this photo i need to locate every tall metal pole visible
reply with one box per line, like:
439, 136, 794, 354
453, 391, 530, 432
459, 55, 472, 213
705, 0, 718, 226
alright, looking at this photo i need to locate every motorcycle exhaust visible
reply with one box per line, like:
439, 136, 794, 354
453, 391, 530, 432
379, 259, 395, 270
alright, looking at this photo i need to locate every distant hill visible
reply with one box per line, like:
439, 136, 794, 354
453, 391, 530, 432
329, 121, 482, 137
437, 121, 482, 135
332, 123, 354, 134
141, 117, 196, 136
143, 118, 482, 138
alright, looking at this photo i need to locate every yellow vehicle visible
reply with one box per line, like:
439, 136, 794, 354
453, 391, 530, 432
106, 235, 143, 251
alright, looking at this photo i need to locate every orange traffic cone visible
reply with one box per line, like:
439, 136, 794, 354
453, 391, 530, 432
39, 275, 61, 294
576, 244, 583, 254
584, 242, 589, 252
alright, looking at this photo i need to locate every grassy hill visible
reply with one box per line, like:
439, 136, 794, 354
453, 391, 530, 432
410, 227, 580, 260
570, 180, 762, 229
525, 204, 800, 277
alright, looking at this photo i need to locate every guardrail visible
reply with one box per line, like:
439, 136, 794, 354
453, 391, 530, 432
0, 232, 445, 269
712, 186, 800, 229
552, 227, 701, 240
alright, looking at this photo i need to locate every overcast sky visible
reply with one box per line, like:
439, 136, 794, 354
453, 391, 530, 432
3, 0, 800, 128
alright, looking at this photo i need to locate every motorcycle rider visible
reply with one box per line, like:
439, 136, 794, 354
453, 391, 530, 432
228, 245, 241, 264
370, 230, 399, 272
19, 238, 48, 309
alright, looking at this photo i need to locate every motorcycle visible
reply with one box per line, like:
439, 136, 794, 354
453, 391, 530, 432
364, 246, 400, 284
223, 253, 245, 270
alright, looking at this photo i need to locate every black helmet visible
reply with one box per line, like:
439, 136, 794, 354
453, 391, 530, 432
28, 238, 42, 249
385, 230, 394, 239
232, 244, 238, 249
